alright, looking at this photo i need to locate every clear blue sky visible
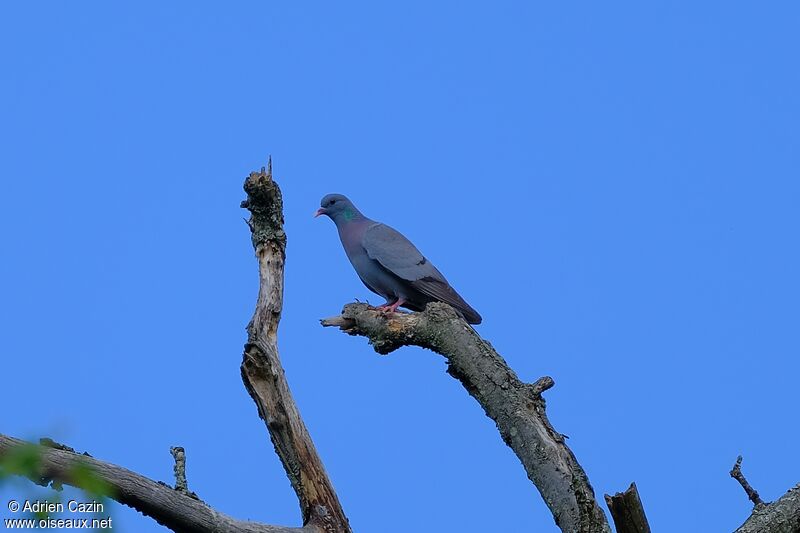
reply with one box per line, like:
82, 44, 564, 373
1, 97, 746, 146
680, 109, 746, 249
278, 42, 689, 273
1, 2, 798, 532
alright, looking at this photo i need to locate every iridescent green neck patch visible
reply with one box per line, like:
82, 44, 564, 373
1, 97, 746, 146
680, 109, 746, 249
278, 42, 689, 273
343, 208, 355, 221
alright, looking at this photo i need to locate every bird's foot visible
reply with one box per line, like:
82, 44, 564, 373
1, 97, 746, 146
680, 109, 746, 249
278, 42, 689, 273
376, 299, 405, 316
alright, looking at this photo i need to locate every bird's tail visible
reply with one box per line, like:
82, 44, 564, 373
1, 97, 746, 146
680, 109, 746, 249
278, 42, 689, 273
412, 277, 482, 325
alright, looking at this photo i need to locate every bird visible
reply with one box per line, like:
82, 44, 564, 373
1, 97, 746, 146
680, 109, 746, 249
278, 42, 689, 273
315, 193, 482, 324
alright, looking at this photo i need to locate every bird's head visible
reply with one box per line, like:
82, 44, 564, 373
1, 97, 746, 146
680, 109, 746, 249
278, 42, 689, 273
315, 194, 362, 223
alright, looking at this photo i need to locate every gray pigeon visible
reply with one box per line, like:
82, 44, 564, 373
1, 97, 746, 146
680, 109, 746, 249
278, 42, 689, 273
315, 193, 482, 324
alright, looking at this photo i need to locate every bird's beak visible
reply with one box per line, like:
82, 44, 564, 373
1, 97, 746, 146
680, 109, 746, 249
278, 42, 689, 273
314, 208, 326, 218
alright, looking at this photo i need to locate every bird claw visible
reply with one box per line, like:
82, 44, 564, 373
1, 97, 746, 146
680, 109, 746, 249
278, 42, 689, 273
374, 299, 406, 316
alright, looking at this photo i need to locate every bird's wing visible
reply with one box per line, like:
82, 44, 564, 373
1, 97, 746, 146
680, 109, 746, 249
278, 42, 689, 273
362, 223, 443, 282
363, 223, 482, 324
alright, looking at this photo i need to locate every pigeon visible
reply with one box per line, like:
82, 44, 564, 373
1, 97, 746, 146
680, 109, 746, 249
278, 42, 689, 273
315, 193, 482, 324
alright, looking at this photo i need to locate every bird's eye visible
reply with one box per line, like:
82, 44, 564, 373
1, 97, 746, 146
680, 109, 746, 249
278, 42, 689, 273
330, 199, 337, 205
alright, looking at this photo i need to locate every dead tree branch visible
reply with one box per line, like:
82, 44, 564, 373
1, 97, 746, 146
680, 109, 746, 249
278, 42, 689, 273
321, 302, 611, 533
0, 435, 304, 533
604, 482, 650, 533
170, 446, 197, 499
730, 456, 800, 533
242, 161, 351, 533
730, 456, 765, 508
734, 483, 800, 533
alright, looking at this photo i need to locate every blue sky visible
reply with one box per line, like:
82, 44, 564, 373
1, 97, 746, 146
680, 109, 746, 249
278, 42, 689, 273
1, 2, 799, 532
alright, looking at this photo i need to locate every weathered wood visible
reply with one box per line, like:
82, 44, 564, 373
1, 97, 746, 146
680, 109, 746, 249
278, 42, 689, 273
169, 445, 197, 499
321, 303, 611, 533
242, 161, 351, 533
734, 484, 800, 533
0, 435, 304, 533
604, 482, 650, 533
731, 456, 800, 533
730, 456, 765, 508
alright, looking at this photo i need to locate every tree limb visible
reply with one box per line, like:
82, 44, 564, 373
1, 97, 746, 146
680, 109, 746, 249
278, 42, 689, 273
321, 302, 611, 533
730, 456, 800, 533
242, 161, 351, 533
734, 484, 800, 533
604, 482, 650, 533
730, 456, 765, 508
170, 446, 197, 499
0, 435, 304, 533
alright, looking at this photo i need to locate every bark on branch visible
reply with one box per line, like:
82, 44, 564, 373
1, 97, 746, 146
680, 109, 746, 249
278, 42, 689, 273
731, 456, 800, 533
604, 482, 650, 533
242, 161, 351, 533
730, 456, 765, 509
321, 303, 611, 533
0, 435, 304, 533
170, 446, 196, 499
734, 484, 800, 533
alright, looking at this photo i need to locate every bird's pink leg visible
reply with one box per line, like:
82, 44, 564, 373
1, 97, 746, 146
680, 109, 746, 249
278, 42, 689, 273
386, 298, 405, 313
375, 300, 396, 311
375, 298, 406, 315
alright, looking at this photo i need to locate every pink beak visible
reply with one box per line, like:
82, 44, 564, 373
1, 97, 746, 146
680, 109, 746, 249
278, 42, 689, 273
314, 208, 325, 218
